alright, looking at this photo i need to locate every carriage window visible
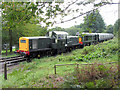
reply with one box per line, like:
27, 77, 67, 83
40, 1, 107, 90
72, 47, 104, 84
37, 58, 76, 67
89, 36, 92, 40
21, 40, 26, 43
85, 36, 88, 41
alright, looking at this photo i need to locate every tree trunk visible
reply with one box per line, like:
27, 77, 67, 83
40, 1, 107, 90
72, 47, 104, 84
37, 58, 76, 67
0, 38, 1, 55
0, 49, 1, 55
9, 29, 12, 52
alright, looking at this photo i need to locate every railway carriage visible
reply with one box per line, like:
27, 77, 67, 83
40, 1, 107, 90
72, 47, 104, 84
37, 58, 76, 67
80, 33, 99, 46
98, 33, 114, 42
77, 32, 114, 45
67, 36, 83, 48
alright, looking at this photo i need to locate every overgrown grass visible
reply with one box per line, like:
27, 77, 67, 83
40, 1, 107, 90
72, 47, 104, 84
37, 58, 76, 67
2, 53, 18, 58
0, 38, 118, 88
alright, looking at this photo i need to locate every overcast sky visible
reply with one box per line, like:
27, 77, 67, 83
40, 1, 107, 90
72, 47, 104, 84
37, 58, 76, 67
52, 0, 119, 28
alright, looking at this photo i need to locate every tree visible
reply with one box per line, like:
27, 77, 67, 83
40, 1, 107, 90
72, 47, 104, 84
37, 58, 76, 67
0, 16, 2, 55
2, 2, 38, 52
1, 2, 63, 52
83, 10, 106, 33
106, 25, 113, 33
2, 23, 48, 49
65, 26, 83, 36
113, 19, 120, 35
49, 27, 65, 31
22, 24, 47, 36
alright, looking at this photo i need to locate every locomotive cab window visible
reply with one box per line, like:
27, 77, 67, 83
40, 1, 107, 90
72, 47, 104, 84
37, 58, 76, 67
58, 35, 62, 39
57, 34, 66, 39
20, 40, 26, 43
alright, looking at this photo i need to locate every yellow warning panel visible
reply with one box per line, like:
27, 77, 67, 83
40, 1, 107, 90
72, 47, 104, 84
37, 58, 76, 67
19, 37, 29, 51
79, 37, 82, 42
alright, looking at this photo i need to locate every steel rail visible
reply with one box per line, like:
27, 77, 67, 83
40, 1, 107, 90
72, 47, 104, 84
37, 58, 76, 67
0, 56, 27, 68
0, 56, 25, 63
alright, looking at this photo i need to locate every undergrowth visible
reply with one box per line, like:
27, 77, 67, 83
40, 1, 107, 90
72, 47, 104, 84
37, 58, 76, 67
64, 63, 119, 88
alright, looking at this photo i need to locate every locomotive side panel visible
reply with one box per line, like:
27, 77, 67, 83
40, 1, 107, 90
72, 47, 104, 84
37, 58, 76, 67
38, 38, 51, 49
29, 39, 39, 52
67, 36, 79, 46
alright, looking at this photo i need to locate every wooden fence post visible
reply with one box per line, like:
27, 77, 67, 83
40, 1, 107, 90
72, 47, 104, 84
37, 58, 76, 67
54, 62, 117, 74
77, 64, 79, 68
4, 62, 7, 80
54, 65, 56, 74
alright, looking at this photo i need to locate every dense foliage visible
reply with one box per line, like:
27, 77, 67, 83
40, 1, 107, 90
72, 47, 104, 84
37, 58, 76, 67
105, 25, 114, 33
2, 24, 47, 49
113, 19, 120, 36
64, 63, 118, 88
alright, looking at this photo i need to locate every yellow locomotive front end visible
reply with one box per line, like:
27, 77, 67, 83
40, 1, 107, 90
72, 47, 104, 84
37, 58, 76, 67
16, 37, 30, 56
19, 37, 29, 51
79, 37, 83, 44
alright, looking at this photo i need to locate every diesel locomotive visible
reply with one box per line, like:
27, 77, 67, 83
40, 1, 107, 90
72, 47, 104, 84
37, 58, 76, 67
16, 31, 114, 61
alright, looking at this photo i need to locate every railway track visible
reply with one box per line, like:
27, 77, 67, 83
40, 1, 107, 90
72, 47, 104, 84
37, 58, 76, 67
0, 56, 27, 76
0, 56, 27, 67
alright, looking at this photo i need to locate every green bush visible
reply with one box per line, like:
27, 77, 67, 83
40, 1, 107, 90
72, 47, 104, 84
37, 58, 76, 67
57, 38, 118, 62
64, 63, 118, 88
85, 82, 95, 88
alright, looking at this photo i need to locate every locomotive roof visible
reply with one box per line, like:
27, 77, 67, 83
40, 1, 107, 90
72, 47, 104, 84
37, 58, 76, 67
82, 32, 99, 35
21, 36, 50, 39
67, 36, 78, 38
53, 31, 68, 35
82, 32, 113, 35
